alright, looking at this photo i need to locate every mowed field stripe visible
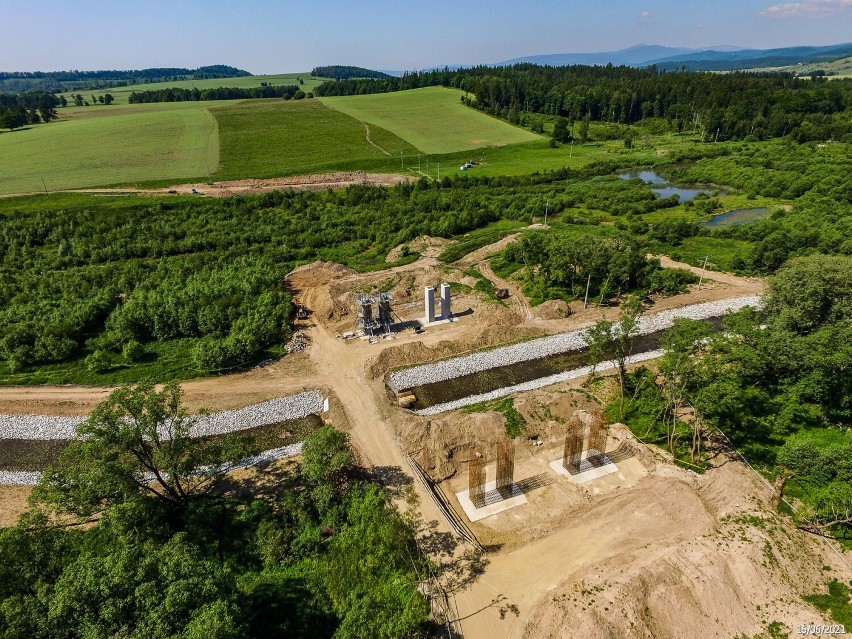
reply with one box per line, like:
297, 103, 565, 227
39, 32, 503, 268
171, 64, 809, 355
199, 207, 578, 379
320, 86, 541, 154
0, 101, 221, 194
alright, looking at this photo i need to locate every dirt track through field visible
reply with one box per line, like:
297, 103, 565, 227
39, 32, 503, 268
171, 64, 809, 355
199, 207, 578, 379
362, 123, 392, 156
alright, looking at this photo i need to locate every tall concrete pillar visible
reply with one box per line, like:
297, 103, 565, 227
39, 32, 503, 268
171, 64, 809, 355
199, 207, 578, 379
424, 286, 435, 323
440, 282, 451, 319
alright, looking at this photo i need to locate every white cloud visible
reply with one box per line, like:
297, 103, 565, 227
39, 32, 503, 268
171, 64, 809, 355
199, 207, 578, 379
760, 0, 852, 18
640, 9, 652, 18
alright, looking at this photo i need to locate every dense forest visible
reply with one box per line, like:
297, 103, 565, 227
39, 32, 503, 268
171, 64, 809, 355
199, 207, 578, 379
0, 66, 251, 93
128, 85, 303, 104
310, 66, 391, 80
0, 384, 430, 637
314, 64, 852, 142
0, 177, 565, 379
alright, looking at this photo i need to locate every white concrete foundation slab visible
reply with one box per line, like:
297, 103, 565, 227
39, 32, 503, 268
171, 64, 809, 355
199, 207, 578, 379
420, 316, 457, 328
549, 450, 620, 484
456, 480, 528, 522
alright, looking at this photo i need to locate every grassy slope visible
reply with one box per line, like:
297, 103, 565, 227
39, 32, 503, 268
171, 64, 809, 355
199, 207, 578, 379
0, 101, 220, 194
62, 73, 329, 105
320, 86, 541, 154
212, 98, 418, 179
747, 55, 852, 79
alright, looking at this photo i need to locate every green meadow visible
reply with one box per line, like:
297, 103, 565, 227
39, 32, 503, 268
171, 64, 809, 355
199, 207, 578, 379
0, 101, 220, 194
321, 86, 541, 154
212, 98, 418, 179
60, 72, 328, 105
0, 83, 727, 195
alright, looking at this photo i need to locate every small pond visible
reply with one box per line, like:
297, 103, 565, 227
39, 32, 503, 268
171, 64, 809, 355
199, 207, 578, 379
618, 169, 710, 202
702, 207, 769, 228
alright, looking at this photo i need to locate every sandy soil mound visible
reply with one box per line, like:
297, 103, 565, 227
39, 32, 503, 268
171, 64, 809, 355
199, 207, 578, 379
37, 172, 414, 200
0, 486, 30, 527
520, 461, 843, 639
286, 261, 356, 293
385, 236, 451, 263
166, 172, 412, 197
531, 299, 571, 320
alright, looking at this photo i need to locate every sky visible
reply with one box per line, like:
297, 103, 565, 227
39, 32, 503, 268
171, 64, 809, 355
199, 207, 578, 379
1, 0, 851, 73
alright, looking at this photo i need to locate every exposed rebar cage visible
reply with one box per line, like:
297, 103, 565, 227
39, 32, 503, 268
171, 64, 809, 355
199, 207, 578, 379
469, 452, 487, 508
496, 437, 515, 498
377, 292, 394, 333
562, 421, 585, 473
355, 294, 378, 335
588, 418, 608, 466
354, 291, 397, 336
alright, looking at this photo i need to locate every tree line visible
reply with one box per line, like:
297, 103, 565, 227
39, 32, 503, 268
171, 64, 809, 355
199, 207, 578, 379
0, 65, 251, 93
128, 84, 303, 104
313, 64, 851, 142
0, 91, 59, 130
310, 66, 390, 80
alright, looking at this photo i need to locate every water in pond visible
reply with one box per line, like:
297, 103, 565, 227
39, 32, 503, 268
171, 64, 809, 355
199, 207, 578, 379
703, 207, 769, 228
618, 169, 710, 203
406, 318, 724, 410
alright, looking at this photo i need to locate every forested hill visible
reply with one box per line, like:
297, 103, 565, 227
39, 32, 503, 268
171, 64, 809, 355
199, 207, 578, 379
314, 64, 851, 142
310, 65, 391, 80
0, 65, 251, 93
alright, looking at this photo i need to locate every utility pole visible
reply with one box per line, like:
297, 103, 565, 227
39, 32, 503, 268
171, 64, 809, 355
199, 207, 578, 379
697, 255, 709, 290
400, 150, 403, 168
544, 199, 549, 227
583, 274, 592, 309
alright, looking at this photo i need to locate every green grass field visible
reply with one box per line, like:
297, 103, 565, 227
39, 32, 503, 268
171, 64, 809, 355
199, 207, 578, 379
0, 101, 220, 194
212, 98, 418, 179
61, 72, 329, 105
0, 82, 721, 195
321, 87, 541, 154
748, 55, 852, 79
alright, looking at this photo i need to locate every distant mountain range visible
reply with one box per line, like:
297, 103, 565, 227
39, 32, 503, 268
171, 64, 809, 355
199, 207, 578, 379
428, 42, 852, 72
645, 42, 852, 71
496, 44, 709, 67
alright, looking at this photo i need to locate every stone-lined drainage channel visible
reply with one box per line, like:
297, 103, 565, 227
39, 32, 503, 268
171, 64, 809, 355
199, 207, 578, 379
389, 297, 761, 415
0, 391, 324, 485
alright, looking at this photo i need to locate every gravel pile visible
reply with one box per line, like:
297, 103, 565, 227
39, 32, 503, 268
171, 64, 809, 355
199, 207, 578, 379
414, 349, 664, 416
286, 333, 311, 353
0, 390, 324, 442
0, 415, 85, 440
390, 296, 762, 391
0, 470, 42, 486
